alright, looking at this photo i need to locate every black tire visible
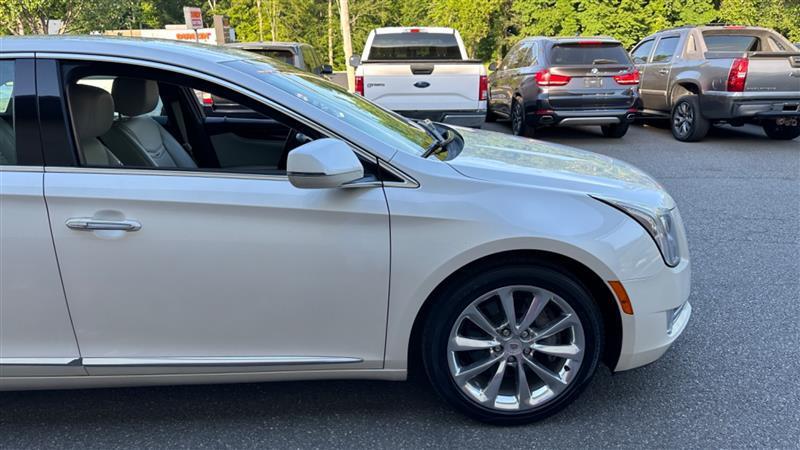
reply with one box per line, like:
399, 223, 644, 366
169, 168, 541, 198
601, 122, 629, 138
762, 120, 800, 140
670, 95, 710, 142
511, 98, 535, 138
421, 264, 603, 425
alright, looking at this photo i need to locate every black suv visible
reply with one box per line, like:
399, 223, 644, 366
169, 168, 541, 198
487, 37, 641, 138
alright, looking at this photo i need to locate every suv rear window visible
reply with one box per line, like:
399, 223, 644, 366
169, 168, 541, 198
250, 49, 295, 65
703, 34, 760, 52
368, 32, 461, 60
549, 44, 630, 65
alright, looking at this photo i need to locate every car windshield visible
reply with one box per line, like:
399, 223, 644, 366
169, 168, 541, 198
550, 44, 630, 65
227, 58, 434, 156
249, 49, 295, 65
703, 34, 760, 52
367, 32, 462, 60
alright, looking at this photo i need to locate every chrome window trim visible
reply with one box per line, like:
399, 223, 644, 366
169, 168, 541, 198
0, 357, 80, 366
0, 165, 44, 172
380, 159, 419, 189
44, 165, 288, 181
0, 53, 35, 59
35, 52, 419, 187
81, 356, 362, 367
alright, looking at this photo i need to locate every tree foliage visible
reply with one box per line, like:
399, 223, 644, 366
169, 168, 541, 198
2, 0, 799, 66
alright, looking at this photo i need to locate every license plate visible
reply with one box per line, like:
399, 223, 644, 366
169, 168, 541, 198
584, 77, 603, 88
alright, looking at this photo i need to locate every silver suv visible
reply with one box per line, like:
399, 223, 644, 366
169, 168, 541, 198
632, 25, 800, 141
487, 37, 641, 138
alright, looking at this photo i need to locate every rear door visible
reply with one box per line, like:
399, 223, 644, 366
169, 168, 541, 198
544, 41, 639, 110
0, 57, 83, 377
641, 35, 680, 111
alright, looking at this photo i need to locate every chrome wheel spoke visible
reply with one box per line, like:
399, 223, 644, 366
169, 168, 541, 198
518, 294, 548, 332
450, 336, 500, 352
498, 287, 517, 329
516, 359, 532, 406
480, 358, 508, 404
463, 306, 500, 339
454, 353, 503, 384
534, 314, 575, 341
533, 343, 583, 361
523, 355, 567, 394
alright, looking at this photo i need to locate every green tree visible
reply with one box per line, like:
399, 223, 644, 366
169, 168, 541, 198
428, 0, 504, 56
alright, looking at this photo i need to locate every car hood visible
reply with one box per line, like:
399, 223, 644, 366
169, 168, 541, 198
447, 127, 674, 208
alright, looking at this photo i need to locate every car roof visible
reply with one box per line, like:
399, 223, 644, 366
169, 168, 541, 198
518, 36, 621, 45
372, 27, 455, 34
0, 35, 268, 70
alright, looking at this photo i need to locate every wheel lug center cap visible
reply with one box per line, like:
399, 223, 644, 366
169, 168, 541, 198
505, 339, 523, 356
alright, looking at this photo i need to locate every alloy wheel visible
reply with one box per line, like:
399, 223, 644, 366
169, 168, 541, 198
673, 102, 694, 138
447, 285, 585, 412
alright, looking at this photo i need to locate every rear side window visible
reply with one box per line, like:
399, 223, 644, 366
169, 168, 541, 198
631, 40, 655, 64
251, 49, 295, 66
367, 32, 461, 60
0, 60, 15, 165
703, 34, 760, 52
549, 44, 631, 65
652, 37, 680, 63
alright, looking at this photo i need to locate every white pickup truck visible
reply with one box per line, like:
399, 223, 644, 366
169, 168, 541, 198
351, 27, 487, 127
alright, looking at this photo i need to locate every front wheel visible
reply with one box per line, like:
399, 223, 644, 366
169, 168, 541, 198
601, 122, 629, 138
671, 95, 710, 142
422, 265, 603, 425
762, 120, 800, 140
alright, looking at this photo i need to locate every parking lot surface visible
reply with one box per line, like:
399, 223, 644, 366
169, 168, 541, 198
1, 123, 798, 448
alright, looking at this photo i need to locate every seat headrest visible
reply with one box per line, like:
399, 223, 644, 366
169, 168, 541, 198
112, 77, 159, 117
68, 84, 114, 139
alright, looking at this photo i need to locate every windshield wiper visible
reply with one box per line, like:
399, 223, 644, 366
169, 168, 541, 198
416, 119, 454, 158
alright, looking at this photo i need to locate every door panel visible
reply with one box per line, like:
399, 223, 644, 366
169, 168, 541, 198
0, 169, 84, 377
641, 36, 680, 111
45, 171, 390, 375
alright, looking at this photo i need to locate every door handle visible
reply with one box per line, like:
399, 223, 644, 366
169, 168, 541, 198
65, 218, 142, 232
658, 68, 669, 75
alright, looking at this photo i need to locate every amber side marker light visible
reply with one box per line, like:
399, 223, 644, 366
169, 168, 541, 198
608, 280, 634, 315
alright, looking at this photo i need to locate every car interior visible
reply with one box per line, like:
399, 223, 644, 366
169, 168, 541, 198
62, 62, 323, 174
0, 62, 15, 165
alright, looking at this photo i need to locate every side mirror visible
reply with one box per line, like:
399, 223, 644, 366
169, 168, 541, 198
488, 62, 497, 72
349, 55, 361, 68
287, 138, 364, 189
320, 64, 333, 75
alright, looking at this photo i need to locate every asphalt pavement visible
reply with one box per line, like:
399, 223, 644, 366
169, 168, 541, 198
1, 122, 798, 448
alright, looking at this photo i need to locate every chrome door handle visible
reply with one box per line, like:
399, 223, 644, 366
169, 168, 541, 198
658, 68, 669, 75
65, 218, 141, 232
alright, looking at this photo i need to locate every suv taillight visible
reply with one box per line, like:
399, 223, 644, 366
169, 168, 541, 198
535, 69, 571, 86
727, 58, 748, 92
613, 69, 640, 85
355, 75, 364, 95
479, 75, 488, 101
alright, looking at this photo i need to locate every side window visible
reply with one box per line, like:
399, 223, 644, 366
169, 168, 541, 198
767, 36, 786, 52
0, 60, 15, 165
60, 63, 322, 174
500, 44, 520, 70
652, 36, 680, 63
631, 39, 655, 64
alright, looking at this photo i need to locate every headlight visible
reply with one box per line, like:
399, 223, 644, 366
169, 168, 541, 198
594, 197, 682, 267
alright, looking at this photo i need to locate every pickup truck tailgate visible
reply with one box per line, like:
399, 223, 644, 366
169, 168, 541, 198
360, 63, 482, 111
745, 53, 800, 93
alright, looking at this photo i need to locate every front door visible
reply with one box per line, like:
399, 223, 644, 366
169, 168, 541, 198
641, 35, 680, 112
41, 59, 391, 375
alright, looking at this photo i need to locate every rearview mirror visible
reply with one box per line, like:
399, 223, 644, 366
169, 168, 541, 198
349, 55, 361, 68
320, 64, 333, 75
488, 62, 497, 72
287, 139, 364, 189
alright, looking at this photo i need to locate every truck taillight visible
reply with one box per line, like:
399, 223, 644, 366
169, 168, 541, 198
355, 75, 364, 95
202, 92, 214, 106
535, 69, 571, 86
479, 75, 488, 101
727, 58, 748, 92
613, 69, 640, 85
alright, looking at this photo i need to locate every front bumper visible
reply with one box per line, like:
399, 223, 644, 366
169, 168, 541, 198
701, 91, 800, 120
396, 109, 487, 128
615, 257, 692, 371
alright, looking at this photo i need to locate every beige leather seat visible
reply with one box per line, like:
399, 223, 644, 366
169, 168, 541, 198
68, 84, 121, 166
102, 78, 196, 168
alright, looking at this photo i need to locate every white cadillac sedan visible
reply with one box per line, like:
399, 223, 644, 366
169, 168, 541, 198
0, 37, 691, 424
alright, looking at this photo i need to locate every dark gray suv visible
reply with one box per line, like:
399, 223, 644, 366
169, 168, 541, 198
487, 37, 641, 138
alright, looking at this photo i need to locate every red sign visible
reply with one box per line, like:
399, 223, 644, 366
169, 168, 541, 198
183, 7, 203, 30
